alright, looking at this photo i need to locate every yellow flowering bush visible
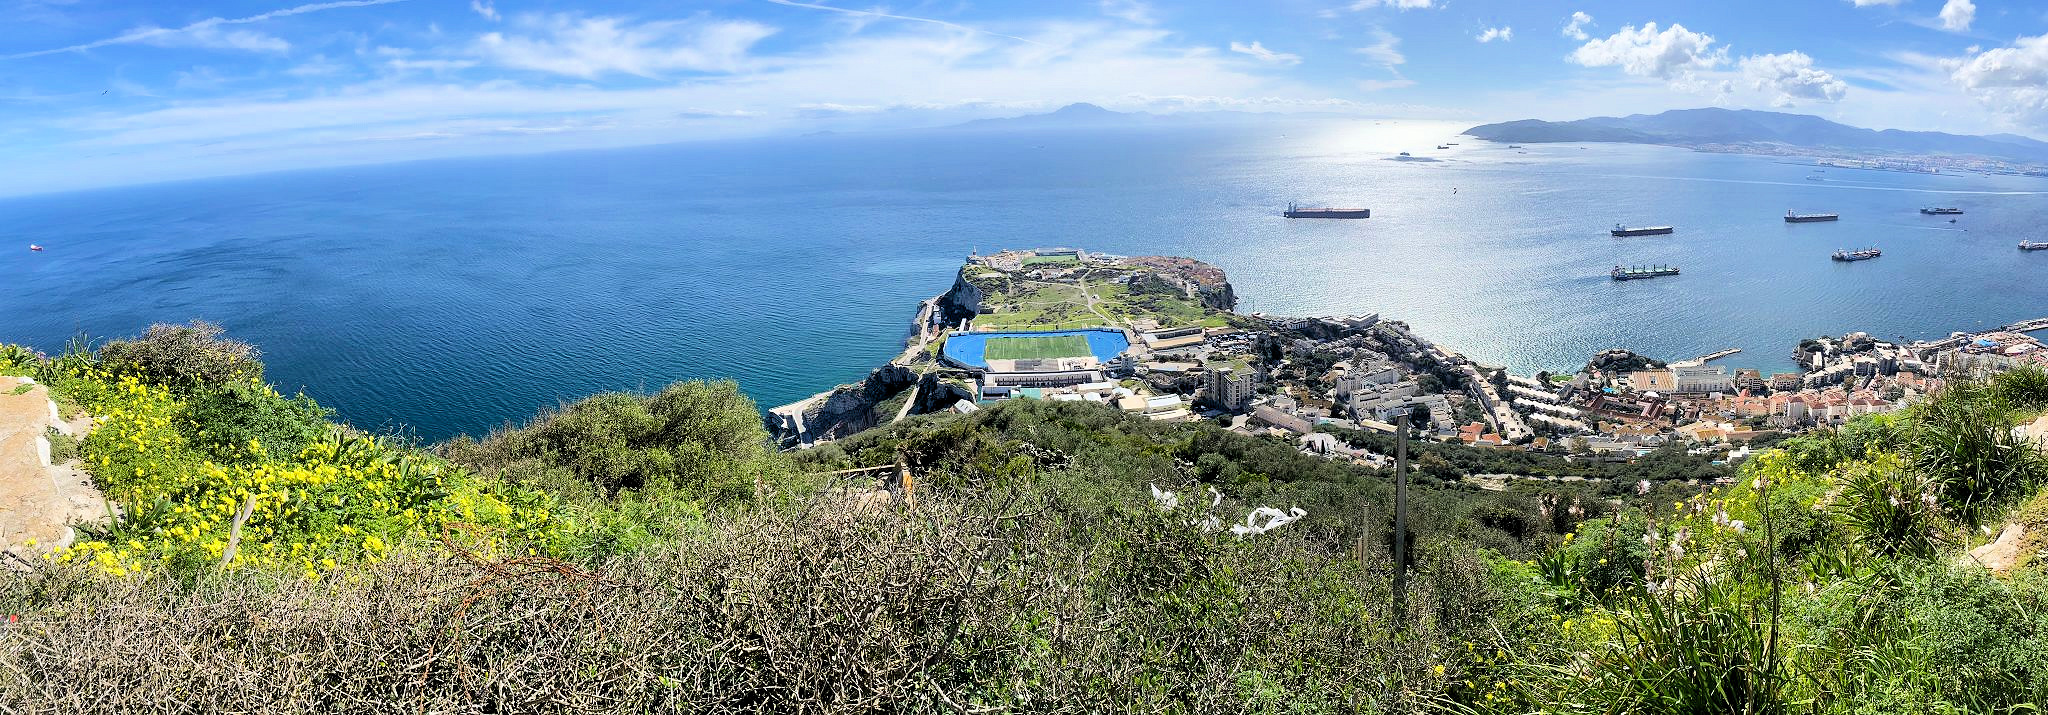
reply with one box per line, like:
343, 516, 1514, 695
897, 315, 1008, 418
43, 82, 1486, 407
51, 369, 560, 577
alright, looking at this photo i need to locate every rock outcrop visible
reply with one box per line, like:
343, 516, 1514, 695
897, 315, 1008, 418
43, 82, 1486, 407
768, 365, 918, 449
0, 376, 105, 562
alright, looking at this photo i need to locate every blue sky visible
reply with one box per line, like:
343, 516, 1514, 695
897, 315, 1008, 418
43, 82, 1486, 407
2, 0, 2044, 195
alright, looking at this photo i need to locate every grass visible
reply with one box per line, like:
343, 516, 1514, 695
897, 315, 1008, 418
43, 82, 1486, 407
984, 335, 1092, 361
1022, 255, 1079, 266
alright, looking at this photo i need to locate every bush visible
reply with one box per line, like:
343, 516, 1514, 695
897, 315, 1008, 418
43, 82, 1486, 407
443, 380, 781, 505
1902, 379, 2048, 527
97, 321, 264, 391
178, 380, 332, 463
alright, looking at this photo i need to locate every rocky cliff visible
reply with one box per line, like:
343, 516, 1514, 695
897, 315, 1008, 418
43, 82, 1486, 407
934, 269, 988, 329
766, 365, 980, 449
768, 365, 918, 449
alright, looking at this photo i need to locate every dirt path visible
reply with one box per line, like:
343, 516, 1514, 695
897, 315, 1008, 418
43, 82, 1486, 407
0, 376, 104, 562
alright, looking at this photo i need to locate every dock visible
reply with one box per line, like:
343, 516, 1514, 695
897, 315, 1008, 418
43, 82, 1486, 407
1691, 348, 1742, 363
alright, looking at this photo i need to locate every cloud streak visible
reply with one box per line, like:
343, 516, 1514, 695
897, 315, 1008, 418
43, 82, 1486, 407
1229, 41, 1301, 65
1, 0, 410, 60
760, 0, 1048, 47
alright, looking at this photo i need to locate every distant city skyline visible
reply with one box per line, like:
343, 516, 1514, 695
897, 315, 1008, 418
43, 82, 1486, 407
1, 0, 2044, 195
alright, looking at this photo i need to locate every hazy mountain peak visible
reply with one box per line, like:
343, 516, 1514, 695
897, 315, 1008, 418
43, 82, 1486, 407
1466, 108, 2048, 164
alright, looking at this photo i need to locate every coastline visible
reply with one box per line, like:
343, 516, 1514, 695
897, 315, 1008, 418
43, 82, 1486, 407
769, 248, 2048, 461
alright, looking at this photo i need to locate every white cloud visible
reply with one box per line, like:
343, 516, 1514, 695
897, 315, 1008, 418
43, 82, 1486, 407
141, 24, 292, 53
762, 0, 1046, 46
1475, 26, 1512, 43
387, 58, 480, 72
1349, 0, 1434, 9
1357, 78, 1415, 91
1570, 22, 1727, 83
1939, 0, 1975, 31
1850, 0, 1904, 6
1355, 28, 1404, 67
6, 18, 1374, 193
1739, 51, 1848, 106
1949, 33, 2048, 127
286, 54, 350, 76
1, 0, 407, 60
1099, 0, 1155, 24
1562, 12, 1592, 41
476, 15, 776, 78
1229, 40, 1301, 65
470, 0, 499, 22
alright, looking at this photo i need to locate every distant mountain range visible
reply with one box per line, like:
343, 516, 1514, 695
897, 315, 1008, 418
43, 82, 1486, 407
1466, 108, 2048, 163
946, 103, 1325, 131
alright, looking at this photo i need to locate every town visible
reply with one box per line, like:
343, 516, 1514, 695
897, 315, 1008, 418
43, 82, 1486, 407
771, 247, 2048, 482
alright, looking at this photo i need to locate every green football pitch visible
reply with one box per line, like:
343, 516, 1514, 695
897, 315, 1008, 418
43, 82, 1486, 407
983, 335, 1092, 361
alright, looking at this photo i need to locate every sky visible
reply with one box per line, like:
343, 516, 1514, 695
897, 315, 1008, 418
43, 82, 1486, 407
1, 0, 2045, 196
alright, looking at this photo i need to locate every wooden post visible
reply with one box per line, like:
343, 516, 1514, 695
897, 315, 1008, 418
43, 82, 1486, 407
1358, 502, 1372, 567
1393, 413, 1409, 629
899, 461, 915, 510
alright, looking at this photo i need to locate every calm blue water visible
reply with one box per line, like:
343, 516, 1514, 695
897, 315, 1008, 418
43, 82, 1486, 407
3, 119, 2045, 441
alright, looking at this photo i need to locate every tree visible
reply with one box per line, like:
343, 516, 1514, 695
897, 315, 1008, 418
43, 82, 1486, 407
1416, 452, 1461, 481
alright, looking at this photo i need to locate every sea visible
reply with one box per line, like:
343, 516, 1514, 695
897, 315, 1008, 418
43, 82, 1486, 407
4, 118, 2046, 442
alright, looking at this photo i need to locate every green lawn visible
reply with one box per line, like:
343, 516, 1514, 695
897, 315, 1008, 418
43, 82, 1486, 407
1022, 255, 1079, 267
985, 335, 1092, 361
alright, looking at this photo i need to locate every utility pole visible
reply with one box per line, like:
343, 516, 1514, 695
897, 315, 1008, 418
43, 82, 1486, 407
1393, 413, 1410, 629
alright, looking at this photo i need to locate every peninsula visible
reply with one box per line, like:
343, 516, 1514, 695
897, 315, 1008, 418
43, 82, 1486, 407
771, 248, 2048, 478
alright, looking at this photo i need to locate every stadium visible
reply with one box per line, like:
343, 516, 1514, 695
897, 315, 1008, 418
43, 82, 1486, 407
939, 328, 1133, 388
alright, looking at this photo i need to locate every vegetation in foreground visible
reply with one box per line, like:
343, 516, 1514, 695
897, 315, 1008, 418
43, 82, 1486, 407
2, 323, 2048, 713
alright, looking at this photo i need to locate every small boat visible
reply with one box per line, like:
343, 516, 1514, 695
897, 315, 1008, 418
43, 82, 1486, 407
1611, 265, 1680, 281
1436, 144, 1449, 149
1805, 176, 1823, 181
2021, 241, 2048, 251
27, 244, 42, 252
1507, 144, 1523, 148
1920, 207, 1964, 215
1832, 248, 1881, 262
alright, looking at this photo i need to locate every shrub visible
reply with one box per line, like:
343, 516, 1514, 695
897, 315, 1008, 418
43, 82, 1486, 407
178, 379, 332, 463
97, 321, 264, 391
1902, 378, 2048, 527
444, 380, 781, 505
1830, 454, 1951, 560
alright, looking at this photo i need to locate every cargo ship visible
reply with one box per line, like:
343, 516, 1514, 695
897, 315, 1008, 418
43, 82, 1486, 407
2021, 241, 2048, 251
1786, 210, 1840, 223
1611, 224, 1675, 237
1831, 248, 1882, 262
1284, 203, 1370, 219
1920, 207, 1964, 215
1611, 265, 1680, 281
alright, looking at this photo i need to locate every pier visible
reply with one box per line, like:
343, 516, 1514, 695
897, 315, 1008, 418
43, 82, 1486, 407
1691, 348, 1742, 363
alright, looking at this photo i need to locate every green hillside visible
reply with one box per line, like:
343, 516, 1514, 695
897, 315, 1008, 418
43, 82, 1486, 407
4, 323, 2048, 713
